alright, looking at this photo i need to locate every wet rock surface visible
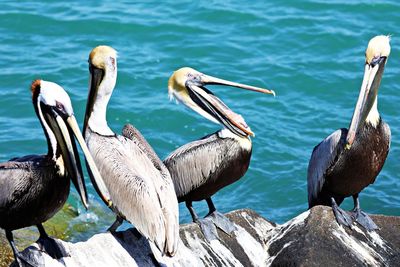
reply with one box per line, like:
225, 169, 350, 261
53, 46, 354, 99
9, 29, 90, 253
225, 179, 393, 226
2, 206, 399, 266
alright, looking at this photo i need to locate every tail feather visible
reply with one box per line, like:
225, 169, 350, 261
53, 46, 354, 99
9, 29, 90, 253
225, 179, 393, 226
163, 206, 179, 256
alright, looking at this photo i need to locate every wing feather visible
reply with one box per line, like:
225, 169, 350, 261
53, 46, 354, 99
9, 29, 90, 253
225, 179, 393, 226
164, 132, 236, 198
307, 129, 346, 207
0, 155, 50, 211
122, 124, 179, 256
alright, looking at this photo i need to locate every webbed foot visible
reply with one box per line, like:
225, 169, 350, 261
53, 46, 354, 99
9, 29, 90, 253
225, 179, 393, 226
207, 210, 237, 235
12, 247, 45, 267
196, 216, 219, 242
351, 208, 378, 231
186, 198, 237, 241
331, 197, 354, 228
36, 236, 68, 259
7, 228, 49, 267
350, 194, 378, 231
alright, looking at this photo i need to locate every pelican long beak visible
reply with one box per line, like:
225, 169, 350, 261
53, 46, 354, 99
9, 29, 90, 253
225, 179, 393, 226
186, 75, 274, 137
54, 115, 89, 208
201, 74, 276, 96
346, 57, 386, 148
187, 83, 254, 136
67, 116, 112, 207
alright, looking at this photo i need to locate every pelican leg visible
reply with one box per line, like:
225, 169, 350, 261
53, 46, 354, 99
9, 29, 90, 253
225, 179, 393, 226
36, 224, 68, 259
205, 198, 237, 235
186, 200, 218, 242
186, 201, 200, 222
205, 198, 216, 216
6, 230, 38, 267
108, 215, 124, 233
331, 197, 353, 229
351, 194, 378, 231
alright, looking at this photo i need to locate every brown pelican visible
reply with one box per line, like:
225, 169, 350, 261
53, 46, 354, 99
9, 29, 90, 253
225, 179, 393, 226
164, 67, 275, 240
307, 35, 391, 231
0, 80, 103, 266
83, 46, 179, 256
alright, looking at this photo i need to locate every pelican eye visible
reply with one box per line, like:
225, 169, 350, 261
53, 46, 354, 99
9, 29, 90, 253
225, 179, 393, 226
55, 101, 65, 112
370, 55, 383, 67
189, 73, 202, 84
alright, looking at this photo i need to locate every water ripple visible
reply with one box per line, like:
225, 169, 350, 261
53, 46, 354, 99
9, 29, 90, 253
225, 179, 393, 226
0, 1, 398, 241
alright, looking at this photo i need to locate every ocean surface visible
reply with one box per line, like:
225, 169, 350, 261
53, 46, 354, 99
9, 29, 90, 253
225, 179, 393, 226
0, 1, 399, 242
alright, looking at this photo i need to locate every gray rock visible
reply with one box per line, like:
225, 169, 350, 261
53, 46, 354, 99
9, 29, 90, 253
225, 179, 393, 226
6, 206, 400, 266
267, 206, 400, 267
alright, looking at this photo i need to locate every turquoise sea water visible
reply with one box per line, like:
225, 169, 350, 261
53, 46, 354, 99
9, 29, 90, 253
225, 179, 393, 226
0, 1, 399, 242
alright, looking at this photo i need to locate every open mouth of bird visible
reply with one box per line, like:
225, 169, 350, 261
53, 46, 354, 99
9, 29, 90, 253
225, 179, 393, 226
188, 84, 254, 137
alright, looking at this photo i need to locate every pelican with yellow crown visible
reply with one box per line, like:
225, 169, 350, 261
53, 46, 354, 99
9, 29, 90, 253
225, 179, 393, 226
164, 67, 275, 240
307, 35, 391, 230
83, 45, 179, 257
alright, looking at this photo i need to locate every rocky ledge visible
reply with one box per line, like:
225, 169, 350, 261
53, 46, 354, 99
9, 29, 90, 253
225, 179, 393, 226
5, 206, 400, 266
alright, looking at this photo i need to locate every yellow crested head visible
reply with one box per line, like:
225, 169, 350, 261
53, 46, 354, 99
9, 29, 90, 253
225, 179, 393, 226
365, 35, 391, 64
89, 45, 117, 69
168, 67, 201, 100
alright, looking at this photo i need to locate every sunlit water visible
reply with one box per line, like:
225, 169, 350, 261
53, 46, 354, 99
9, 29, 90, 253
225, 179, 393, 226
0, 1, 399, 242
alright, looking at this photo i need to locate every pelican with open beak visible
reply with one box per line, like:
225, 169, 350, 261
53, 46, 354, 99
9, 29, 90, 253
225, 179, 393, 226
0, 80, 103, 266
307, 35, 391, 231
164, 67, 275, 240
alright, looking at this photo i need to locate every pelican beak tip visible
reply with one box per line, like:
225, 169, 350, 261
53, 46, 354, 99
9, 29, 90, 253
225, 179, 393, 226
345, 143, 352, 150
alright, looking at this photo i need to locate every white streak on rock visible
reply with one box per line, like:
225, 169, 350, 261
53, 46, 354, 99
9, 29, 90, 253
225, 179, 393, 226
65, 233, 140, 267
367, 230, 389, 251
265, 241, 293, 266
209, 239, 243, 267
332, 227, 382, 266
351, 225, 390, 252
183, 231, 214, 266
151, 239, 203, 267
240, 211, 275, 238
234, 224, 267, 266
262, 210, 309, 266
265, 210, 309, 247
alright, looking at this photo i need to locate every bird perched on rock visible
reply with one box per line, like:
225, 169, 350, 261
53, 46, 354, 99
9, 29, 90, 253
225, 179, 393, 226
307, 35, 391, 231
165, 67, 275, 240
0, 80, 102, 266
83, 45, 179, 257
